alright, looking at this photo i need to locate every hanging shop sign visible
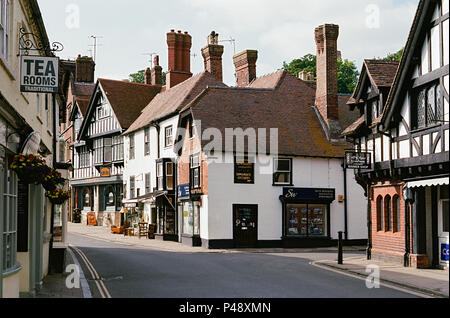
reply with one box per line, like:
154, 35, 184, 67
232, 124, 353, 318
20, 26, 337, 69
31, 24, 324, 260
20, 56, 59, 93
100, 167, 111, 178
177, 184, 190, 199
234, 160, 255, 184
283, 187, 336, 202
345, 151, 371, 169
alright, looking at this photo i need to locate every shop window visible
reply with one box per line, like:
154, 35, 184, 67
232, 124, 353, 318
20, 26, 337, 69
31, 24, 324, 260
182, 202, 201, 236
286, 204, 327, 237
105, 186, 115, 207
165, 126, 173, 147
166, 162, 174, 190
393, 195, 401, 233
82, 188, 91, 210
0, 0, 10, 61
384, 195, 392, 232
190, 154, 201, 189
273, 158, 292, 185
441, 186, 449, 233
157, 162, 164, 191
376, 195, 383, 231
1, 156, 18, 273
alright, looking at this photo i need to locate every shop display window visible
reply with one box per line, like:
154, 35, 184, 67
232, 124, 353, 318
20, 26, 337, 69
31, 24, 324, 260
286, 204, 327, 237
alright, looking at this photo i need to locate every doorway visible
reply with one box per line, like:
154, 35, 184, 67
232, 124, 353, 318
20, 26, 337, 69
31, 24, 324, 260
233, 205, 258, 248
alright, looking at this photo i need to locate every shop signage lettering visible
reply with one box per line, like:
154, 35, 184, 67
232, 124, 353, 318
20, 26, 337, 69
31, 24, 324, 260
20, 56, 59, 93
100, 167, 111, 177
283, 188, 336, 201
178, 184, 190, 199
441, 244, 449, 261
234, 159, 254, 184
345, 151, 371, 169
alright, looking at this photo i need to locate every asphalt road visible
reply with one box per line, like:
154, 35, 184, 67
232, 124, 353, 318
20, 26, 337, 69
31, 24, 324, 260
68, 232, 418, 299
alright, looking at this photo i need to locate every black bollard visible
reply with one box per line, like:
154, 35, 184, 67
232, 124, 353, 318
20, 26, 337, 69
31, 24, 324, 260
338, 231, 343, 265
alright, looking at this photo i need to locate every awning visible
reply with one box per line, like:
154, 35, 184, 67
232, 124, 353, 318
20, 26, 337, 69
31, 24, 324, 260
406, 177, 449, 189
136, 191, 167, 202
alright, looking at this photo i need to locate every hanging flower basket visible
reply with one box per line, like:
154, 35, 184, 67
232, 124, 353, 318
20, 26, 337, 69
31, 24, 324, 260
46, 188, 71, 205
9, 154, 47, 185
42, 166, 65, 191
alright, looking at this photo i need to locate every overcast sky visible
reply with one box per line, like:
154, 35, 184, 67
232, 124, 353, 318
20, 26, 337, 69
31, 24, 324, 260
37, 0, 419, 86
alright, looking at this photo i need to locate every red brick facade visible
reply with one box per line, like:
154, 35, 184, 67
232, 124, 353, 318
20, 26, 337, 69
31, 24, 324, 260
166, 30, 192, 89
233, 50, 258, 87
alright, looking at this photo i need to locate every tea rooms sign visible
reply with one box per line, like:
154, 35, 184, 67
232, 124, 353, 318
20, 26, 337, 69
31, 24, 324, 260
20, 56, 59, 93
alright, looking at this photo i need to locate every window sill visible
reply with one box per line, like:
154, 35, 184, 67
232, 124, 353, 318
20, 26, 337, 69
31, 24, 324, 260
2, 263, 23, 278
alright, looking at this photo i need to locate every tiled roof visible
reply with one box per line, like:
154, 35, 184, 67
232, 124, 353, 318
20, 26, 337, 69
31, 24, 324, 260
186, 71, 356, 158
98, 79, 162, 129
75, 98, 90, 116
73, 82, 96, 98
364, 60, 400, 88
342, 115, 365, 136
125, 72, 227, 134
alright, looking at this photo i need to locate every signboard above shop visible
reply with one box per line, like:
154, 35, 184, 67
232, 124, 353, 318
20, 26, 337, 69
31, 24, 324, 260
345, 151, 372, 169
282, 188, 336, 202
20, 56, 59, 93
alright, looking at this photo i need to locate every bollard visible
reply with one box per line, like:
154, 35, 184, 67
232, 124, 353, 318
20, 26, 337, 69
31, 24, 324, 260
338, 231, 343, 265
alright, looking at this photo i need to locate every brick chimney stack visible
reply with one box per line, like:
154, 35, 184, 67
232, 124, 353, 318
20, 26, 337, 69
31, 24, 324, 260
166, 30, 192, 89
151, 55, 163, 86
144, 67, 152, 85
75, 55, 95, 83
202, 31, 224, 82
233, 50, 258, 87
315, 24, 339, 125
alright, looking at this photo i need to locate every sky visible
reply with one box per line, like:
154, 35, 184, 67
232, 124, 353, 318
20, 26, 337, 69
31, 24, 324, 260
37, 0, 419, 86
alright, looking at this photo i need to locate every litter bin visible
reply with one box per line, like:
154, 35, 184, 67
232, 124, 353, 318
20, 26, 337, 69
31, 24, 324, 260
148, 224, 155, 239
50, 246, 67, 274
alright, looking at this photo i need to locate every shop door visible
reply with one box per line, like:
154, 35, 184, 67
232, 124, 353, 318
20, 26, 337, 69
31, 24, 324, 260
233, 205, 258, 248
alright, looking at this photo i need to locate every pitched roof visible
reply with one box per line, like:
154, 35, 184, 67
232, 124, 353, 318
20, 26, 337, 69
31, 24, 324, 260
342, 115, 365, 136
75, 98, 90, 117
184, 71, 356, 158
98, 78, 162, 129
125, 72, 227, 134
364, 60, 400, 88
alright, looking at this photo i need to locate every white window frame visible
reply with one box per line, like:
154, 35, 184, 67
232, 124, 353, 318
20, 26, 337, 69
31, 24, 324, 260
144, 128, 150, 156
165, 126, 173, 148
166, 162, 174, 190
0, 0, 10, 61
157, 162, 164, 191
273, 158, 292, 185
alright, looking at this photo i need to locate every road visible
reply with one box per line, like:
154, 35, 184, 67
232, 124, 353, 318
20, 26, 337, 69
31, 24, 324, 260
68, 232, 418, 298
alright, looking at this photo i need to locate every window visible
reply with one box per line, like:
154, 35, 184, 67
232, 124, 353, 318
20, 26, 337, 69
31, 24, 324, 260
36, 94, 41, 116
103, 137, 112, 163
412, 82, 442, 129
189, 119, 196, 138
273, 158, 292, 185
165, 126, 173, 147
129, 134, 135, 160
112, 135, 124, 162
0, 0, 10, 61
376, 195, 383, 231
79, 147, 90, 168
166, 162, 174, 190
83, 188, 91, 210
157, 163, 163, 191
441, 185, 449, 233
370, 99, 380, 124
393, 195, 401, 233
129, 176, 135, 199
144, 128, 150, 156
105, 186, 115, 207
286, 204, 327, 237
385, 195, 392, 232
145, 173, 151, 194
1, 156, 18, 273
190, 154, 201, 189
94, 139, 104, 165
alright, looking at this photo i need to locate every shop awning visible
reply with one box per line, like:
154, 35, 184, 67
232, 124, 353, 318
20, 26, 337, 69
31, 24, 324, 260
136, 190, 167, 202
406, 177, 449, 189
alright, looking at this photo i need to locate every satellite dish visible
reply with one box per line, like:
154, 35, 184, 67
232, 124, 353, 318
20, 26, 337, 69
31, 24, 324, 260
20, 131, 41, 154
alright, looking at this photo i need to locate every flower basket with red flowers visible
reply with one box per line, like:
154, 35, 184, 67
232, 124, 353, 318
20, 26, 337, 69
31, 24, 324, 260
9, 154, 47, 184
42, 166, 65, 191
45, 188, 70, 205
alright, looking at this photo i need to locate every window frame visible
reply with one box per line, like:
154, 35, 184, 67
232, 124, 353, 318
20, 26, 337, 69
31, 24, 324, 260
157, 162, 164, 191
411, 81, 443, 130
165, 126, 173, 148
190, 154, 201, 189
144, 128, 150, 156
129, 176, 135, 199
145, 173, 151, 194
376, 195, 383, 232
273, 158, 293, 186
384, 195, 392, 232
0, 0, 10, 61
129, 134, 135, 160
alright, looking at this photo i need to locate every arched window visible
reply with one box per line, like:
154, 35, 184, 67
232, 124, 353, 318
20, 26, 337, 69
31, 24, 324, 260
393, 195, 401, 233
376, 195, 383, 231
385, 195, 392, 231
83, 188, 90, 209
105, 186, 115, 207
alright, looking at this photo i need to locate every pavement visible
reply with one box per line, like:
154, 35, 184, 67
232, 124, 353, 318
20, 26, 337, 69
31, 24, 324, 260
34, 222, 449, 298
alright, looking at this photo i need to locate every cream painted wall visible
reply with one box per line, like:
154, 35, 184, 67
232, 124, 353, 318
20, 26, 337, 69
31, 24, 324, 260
2, 272, 20, 298
17, 252, 29, 293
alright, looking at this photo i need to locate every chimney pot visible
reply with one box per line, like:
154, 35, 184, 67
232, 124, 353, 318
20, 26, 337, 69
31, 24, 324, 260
166, 30, 193, 88
202, 31, 224, 82
75, 55, 95, 83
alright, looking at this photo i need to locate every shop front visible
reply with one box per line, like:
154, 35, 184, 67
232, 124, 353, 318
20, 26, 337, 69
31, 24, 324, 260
155, 193, 178, 242
178, 184, 201, 247
280, 187, 335, 248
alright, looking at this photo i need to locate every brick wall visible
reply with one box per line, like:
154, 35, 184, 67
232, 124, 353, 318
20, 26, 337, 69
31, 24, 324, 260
370, 182, 406, 262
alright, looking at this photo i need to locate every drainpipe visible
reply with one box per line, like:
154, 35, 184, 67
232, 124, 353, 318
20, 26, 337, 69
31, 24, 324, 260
367, 183, 372, 260
49, 93, 57, 270
342, 161, 348, 241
